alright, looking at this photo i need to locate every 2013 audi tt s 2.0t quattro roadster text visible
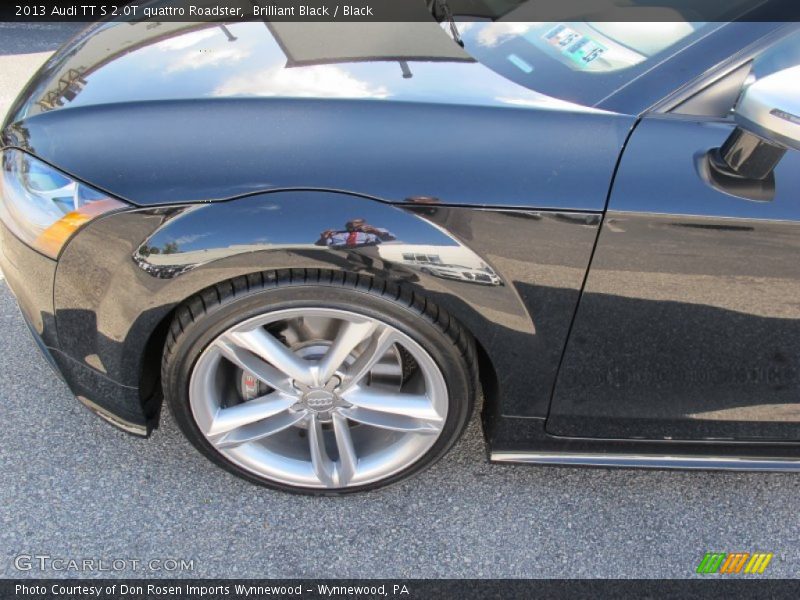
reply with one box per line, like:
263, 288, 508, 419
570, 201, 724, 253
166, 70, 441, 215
2, 2, 800, 493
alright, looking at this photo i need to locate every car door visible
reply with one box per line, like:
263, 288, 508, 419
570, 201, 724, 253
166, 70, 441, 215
547, 28, 800, 441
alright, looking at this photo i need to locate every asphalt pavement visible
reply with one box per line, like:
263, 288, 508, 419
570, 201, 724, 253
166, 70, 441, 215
1, 23, 799, 580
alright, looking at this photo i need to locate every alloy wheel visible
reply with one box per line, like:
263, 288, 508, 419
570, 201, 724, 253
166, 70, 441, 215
188, 308, 449, 489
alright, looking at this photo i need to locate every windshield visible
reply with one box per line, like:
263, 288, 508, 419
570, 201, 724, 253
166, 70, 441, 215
459, 20, 722, 107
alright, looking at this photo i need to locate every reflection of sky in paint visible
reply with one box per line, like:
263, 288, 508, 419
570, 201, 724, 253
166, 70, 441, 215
146, 196, 459, 254
213, 64, 391, 99
63, 22, 570, 111
473, 23, 537, 48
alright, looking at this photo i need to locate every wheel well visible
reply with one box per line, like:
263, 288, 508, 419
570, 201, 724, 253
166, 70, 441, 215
472, 335, 499, 425
138, 306, 176, 426
137, 269, 501, 433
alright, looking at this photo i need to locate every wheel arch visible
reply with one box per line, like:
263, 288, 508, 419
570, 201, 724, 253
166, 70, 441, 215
137, 268, 503, 435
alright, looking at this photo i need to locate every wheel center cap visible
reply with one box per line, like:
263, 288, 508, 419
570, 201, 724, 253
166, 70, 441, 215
303, 389, 336, 412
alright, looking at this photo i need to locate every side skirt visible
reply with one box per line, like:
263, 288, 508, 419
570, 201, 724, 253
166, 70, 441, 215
490, 451, 800, 472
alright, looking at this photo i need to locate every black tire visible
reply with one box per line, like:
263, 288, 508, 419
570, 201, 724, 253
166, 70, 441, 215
162, 269, 477, 495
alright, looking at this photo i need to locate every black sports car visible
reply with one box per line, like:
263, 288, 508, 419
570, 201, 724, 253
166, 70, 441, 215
2, 5, 800, 493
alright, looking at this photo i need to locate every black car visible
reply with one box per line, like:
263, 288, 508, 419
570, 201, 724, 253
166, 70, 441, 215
2, 6, 800, 493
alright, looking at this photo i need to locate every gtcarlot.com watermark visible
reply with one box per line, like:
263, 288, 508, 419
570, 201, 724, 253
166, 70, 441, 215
13, 554, 195, 573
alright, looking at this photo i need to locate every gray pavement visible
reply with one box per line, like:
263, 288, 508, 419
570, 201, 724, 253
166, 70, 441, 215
1, 23, 799, 580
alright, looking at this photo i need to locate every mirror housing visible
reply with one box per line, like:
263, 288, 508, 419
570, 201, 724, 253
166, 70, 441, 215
710, 65, 800, 181
735, 65, 800, 152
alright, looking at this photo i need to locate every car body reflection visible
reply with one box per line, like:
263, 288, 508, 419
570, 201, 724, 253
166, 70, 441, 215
11, 19, 565, 121
379, 244, 502, 286
131, 196, 502, 287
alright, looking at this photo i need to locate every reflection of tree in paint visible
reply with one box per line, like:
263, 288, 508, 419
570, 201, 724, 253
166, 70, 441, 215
138, 243, 156, 257
138, 241, 179, 256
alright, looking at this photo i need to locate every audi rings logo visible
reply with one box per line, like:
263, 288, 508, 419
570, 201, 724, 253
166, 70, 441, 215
304, 390, 336, 410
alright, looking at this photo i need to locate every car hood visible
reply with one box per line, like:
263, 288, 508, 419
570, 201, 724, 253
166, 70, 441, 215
2, 21, 633, 210
5, 20, 579, 123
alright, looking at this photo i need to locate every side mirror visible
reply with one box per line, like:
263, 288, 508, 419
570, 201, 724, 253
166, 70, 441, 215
711, 65, 800, 181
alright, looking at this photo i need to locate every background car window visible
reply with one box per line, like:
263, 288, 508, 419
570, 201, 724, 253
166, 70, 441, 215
460, 20, 723, 107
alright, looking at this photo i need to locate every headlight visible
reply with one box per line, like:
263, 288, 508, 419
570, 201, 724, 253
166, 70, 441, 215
0, 149, 128, 258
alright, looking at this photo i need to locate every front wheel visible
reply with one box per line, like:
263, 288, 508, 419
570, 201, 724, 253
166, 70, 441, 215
162, 271, 477, 494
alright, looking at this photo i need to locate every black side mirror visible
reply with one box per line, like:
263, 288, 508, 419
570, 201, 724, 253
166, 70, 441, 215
710, 65, 800, 181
